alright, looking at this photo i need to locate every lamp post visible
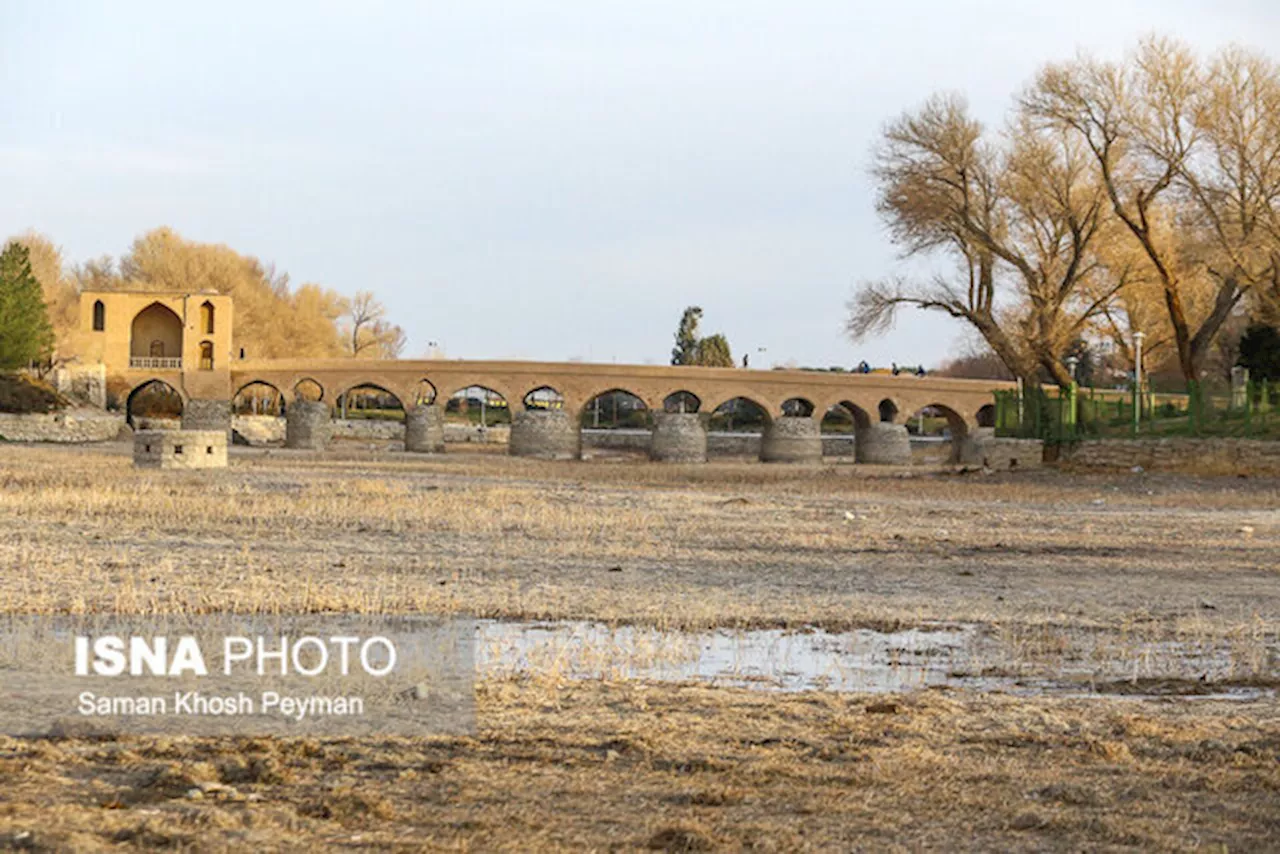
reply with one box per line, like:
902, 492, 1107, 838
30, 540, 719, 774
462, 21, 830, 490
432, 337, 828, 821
1132, 331, 1146, 436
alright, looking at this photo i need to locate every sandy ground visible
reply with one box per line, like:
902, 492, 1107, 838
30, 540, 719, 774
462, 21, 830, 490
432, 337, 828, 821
0, 441, 1277, 850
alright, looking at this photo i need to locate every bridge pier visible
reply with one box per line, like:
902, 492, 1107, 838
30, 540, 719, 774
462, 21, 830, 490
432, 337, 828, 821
181, 399, 231, 435
285, 400, 331, 450
856, 423, 911, 464
650, 412, 707, 463
760, 416, 822, 463
509, 409, 580, 460
404, 404, 445, 453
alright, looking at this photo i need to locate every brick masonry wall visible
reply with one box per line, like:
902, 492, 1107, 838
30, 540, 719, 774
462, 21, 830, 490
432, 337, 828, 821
1061, 438, 1280, 475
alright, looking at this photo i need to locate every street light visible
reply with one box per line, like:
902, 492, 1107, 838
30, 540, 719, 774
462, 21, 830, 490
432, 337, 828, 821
1133, 331, 1146, 435
1065, 355, 1079, 382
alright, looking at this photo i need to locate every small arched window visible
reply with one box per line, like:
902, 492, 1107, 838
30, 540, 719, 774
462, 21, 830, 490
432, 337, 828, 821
92, 300, 105, 331
200, 301, 215, 334
199, 341, 214, 371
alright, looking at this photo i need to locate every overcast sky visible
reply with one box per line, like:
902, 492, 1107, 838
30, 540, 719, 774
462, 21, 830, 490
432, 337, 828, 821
5, 1, 1279, 367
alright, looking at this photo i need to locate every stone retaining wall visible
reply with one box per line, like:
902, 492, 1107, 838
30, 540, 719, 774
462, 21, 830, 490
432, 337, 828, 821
0, 409, 124, 443
579, 429, 873, 458
444, 423, 510, 444
330, 418, 403, 441
230, 415, 511, 447
232, 415, 285, 445
956, 429, 1043, 470
1061, 438, 1280, 475
50, 364, 107, 408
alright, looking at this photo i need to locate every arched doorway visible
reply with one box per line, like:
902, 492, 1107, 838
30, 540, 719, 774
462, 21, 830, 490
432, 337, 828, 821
130, 303, 183, 368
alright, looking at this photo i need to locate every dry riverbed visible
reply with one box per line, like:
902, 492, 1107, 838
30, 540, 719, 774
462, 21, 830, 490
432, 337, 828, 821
0, 441, 1277, 850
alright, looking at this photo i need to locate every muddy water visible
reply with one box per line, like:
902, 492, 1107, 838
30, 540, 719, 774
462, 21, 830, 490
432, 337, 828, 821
475, 620, 1278, 700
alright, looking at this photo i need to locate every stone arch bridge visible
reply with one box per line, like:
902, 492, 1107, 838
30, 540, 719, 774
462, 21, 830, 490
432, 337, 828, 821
156, 358, 1014, 464
83, 290, 1012, 464
224, 358, 1005, 428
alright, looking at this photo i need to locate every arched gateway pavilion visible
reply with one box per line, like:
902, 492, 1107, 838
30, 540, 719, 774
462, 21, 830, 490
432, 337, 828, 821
78, 290, 1014, 462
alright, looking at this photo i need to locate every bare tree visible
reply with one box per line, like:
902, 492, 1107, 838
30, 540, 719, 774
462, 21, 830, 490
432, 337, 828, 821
371, 321, 407, 359
343, 290, 388, 357
850, 94, 1118, 387
1024, 38, 1280, 386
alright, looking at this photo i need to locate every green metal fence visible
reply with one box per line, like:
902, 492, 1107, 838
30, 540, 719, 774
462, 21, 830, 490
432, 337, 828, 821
994, 380, 1277, 443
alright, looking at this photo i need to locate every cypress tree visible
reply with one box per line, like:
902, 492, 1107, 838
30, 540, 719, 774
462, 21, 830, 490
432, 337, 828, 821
671, 306, 702, 366
0, 241, 56, 370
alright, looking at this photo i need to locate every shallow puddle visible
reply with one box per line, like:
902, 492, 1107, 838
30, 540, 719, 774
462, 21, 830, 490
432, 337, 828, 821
475, 620, 1278, 700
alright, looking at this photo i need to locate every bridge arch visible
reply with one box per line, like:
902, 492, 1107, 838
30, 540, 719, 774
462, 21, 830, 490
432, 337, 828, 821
877, 398, 900, 423
821, 400, 873, 435
904, 402, 969, 438
523, 385, 565, 410
233, 380, 287, 416
126, 378, 185, 427
581, 388, 651, 429
294, 378, 325, 402
780, 397, 816, 418
415, 379, 438, 406
663, 390, 701, 413
708, 396, 771, 432
336, 382, 406, 420
904, 402, 971, 463
446, 385, 511, 427
975, 403, 996, 428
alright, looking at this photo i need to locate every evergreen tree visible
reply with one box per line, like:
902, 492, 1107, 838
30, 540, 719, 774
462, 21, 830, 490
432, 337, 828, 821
0, 241, 55, 370
1238, 324, 1280, 381
671, 306, 702, 365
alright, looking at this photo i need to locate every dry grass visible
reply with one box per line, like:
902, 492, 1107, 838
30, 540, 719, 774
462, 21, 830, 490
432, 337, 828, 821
0, 443, 1275, 637
0, 681, 1277, 851
0, 442, 1277, 850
